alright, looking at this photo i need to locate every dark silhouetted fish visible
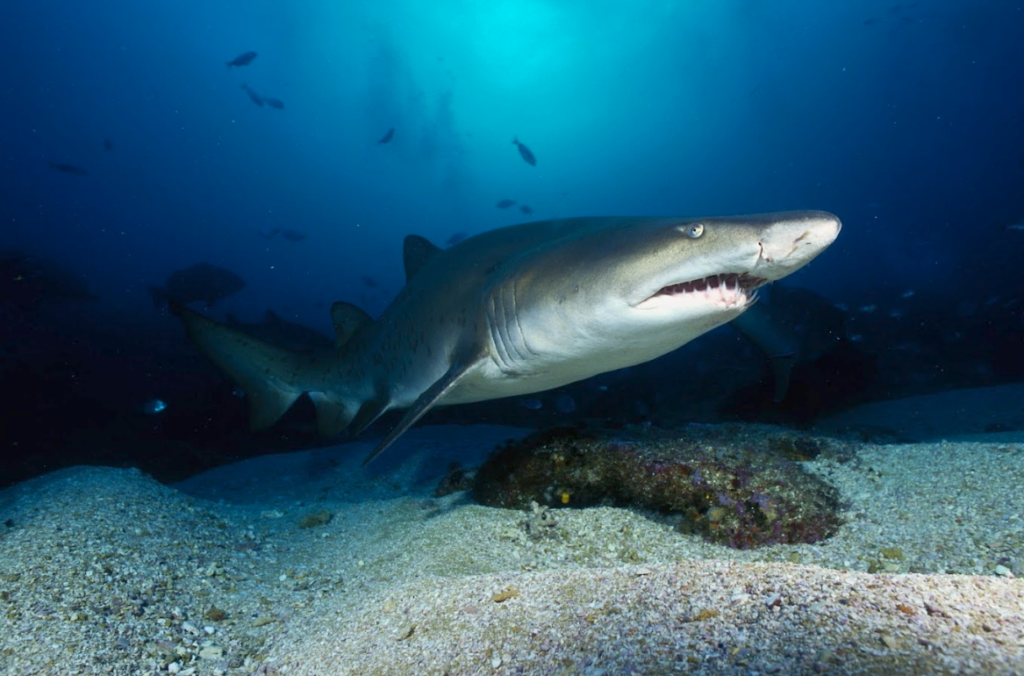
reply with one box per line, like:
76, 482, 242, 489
281, 229, 306, 242
378, 128, 395, 144
0, 250, 98, 310
103, 138, 114, 151
227, 51, 258, 68
360, 275, 378, 287
264, 97, 285, 110
257, 227, 280, 239
149, 263, 245, 309
512, 136, 536, 166
496, 199, 516, 209
520, 205, 533, 216
240, 83, 264, 107
730, 282, 847, 404
226, 310, 334, 354
446, 231, 468, 246
48, 162, 87, 176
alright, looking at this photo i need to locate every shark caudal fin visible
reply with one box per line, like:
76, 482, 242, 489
171, 302, 361, 434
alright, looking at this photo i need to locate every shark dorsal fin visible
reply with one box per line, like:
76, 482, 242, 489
403, 235, 442, 283
330, 301, 373, 347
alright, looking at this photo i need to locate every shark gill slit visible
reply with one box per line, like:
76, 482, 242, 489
487, 294, 515, 371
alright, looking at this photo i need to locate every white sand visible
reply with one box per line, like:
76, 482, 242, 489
0, 421, 1021, 675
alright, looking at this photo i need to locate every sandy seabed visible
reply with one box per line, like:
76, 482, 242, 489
0, 411, 1022, 675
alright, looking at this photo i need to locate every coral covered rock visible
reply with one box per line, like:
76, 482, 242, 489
473, 424, 844, 549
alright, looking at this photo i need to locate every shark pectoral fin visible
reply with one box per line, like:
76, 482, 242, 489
402, 235, 442, 283
330, 302, 373, 348
308, 392, 356, 436
360, 357, 477, 466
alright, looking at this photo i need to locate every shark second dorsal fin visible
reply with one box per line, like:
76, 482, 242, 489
403, 234, 442, 283
330, 302, 373, 348
361, 354, 479, 466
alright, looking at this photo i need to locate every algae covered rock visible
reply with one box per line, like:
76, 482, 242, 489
473, 424, 843, 549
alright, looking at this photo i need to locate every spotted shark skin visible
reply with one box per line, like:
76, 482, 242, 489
173, 211, 840, 464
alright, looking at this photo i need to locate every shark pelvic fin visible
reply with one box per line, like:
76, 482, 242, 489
348, 394, 392, 437
329, 302, 373, 348
402, 235, 442, 283
361, 355, 478, 466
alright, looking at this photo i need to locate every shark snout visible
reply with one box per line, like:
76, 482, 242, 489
754, 211, 841, 279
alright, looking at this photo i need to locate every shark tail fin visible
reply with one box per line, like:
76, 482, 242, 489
171, 302, 358, 433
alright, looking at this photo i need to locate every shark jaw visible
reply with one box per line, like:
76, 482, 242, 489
636, 272, 766, 312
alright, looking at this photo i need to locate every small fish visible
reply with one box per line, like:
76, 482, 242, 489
281, 229, 306, 242
519, 397, 543, 410
834, 303, 849, 312
446, 232, 468, 246
257, 227, 280, 239
512, 137, 536, 166
887, 309, 904, 319
858, 304, 877, 313
241, 83, 264, 107
102, 138, 114, 151
900, 289, 915, 299
227, 51, 258, 68
555, 393, 576, 414
140, 398, 167, 415
264, 97, 285, 110
495, 199, 516, 209
520, 205, 533, 216
361, 275, 378, 288
48, 162, 87, 176
1006, 220, 1024, 231
378, 128, 395, 144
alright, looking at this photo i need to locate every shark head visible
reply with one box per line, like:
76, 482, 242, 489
484, 210, 841, 387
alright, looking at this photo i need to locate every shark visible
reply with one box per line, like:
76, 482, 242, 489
172, 211, 840, 464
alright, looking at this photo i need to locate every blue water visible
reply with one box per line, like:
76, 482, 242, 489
2, 0, 1023, 486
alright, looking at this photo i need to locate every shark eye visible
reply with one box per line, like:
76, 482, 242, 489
684, 223, 704, 239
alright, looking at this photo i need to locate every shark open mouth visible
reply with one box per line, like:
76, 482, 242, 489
639, 273, 767, 310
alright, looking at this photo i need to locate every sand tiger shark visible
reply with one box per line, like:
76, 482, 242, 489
173, 211, 840, 464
